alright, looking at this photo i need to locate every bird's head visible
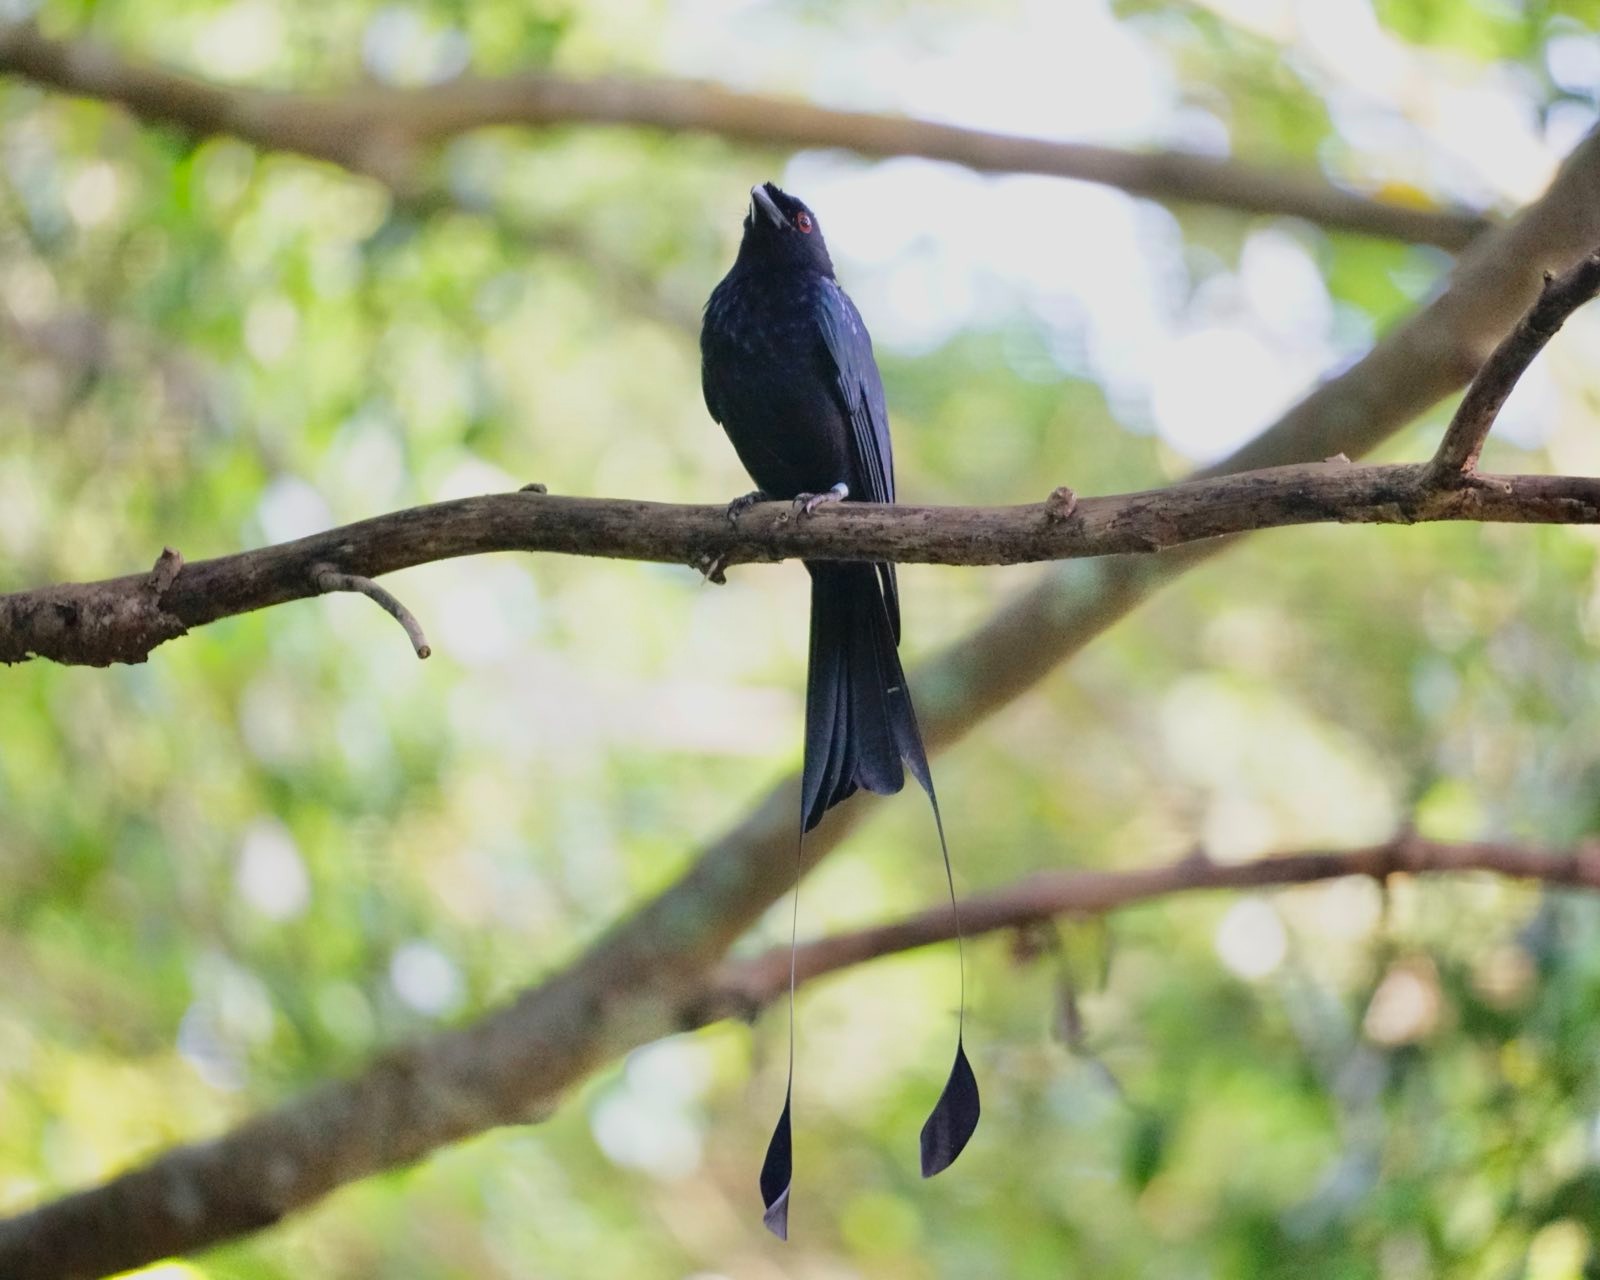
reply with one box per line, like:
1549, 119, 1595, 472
736, 182, 835, 276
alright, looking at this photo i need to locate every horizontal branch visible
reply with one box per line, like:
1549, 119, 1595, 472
0, 22, 1489, 247
6, 462, 1600, 668
4, 831, 1595, 1280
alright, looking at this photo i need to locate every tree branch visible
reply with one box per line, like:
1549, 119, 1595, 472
8, 460, 1600, 668
0, 21, 1490, 248
1431, 251, 1600, 478
708, 835, 1600, 1012
3, 831, 1596, 1280
10, 232, 1600, 671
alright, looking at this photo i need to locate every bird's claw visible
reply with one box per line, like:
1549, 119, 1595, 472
725, 489, 770, 526
789, 482, 849, 520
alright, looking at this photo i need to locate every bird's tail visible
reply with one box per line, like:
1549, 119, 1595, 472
761, 560, 979, 1241
800, 562, 920, 830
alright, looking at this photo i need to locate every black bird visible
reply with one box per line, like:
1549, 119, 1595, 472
701, 182, 979, 1239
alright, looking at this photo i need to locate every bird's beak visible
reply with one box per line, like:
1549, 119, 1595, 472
750, 184, 788, 229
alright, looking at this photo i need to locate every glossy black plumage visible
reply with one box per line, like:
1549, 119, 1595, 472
701, 183, 979, 1238
701, 182, 911, 831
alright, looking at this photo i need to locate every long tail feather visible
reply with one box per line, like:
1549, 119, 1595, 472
762, 562, 979, 1236
800, 564, 905, 828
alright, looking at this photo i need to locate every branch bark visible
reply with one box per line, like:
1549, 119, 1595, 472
2, 832, 1595, 1280
9, 461, 1600, 668
0, 21, 1490, 247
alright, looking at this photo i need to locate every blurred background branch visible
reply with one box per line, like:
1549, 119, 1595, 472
708, 834, 1600, 1016
0, 21, 1491, 248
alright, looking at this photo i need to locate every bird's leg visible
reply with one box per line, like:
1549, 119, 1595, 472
790, 482, 849, 519
725, 488, 771, 525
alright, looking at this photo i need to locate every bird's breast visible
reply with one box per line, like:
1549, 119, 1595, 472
702, 269, 854, 498
705, 274, 825, 359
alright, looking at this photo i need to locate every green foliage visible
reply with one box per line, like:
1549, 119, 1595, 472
4, 1, 1600, 1276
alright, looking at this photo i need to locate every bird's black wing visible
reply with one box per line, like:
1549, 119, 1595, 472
817, 280, 900, 637
816, 279, 893, 504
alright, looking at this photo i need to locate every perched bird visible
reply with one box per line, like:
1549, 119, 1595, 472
701, 182, 979, 1240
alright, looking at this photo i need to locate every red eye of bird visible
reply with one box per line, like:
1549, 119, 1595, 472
796, 212, 813, 234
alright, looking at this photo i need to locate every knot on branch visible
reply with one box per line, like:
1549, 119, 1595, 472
148, 546, 185, 596
1044, 486, 1079, 523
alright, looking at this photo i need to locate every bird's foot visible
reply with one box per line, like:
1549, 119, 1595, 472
724, 489, 770, 526
789, 482, 849, 520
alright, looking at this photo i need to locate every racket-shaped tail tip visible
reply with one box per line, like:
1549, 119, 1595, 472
762, 1185, 791, 1241
919, 1039, 981, 1178
759, 1091, 794, 1240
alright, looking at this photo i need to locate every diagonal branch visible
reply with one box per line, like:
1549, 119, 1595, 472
0, 21, 1489, 247
1431, 251, 1600, 477
8, 460, 1600, 668
907, 126, 1600, 771
2, 93, 1599, 1280
708, 835, 1600, 1013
